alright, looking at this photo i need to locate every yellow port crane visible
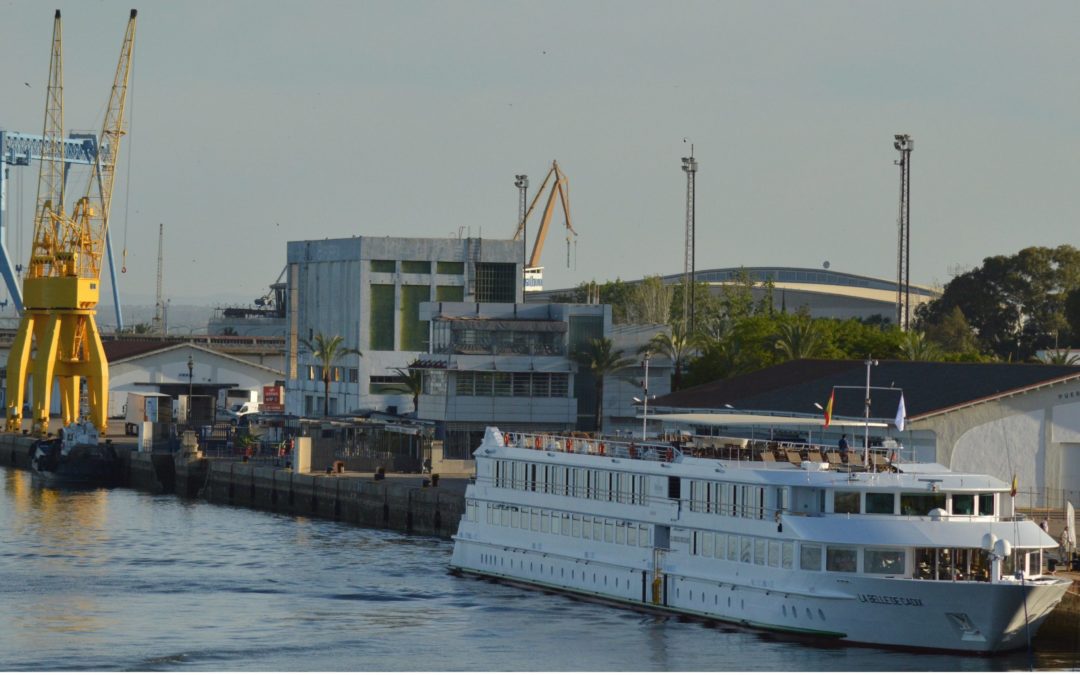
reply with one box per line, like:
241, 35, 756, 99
512, 160, 577, 270
6, 9, 138, 435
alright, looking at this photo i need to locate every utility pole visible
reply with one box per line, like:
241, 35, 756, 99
515, 174, 528, 295
681, 149, 698, 333
894, 134, 913, 330
151, 223, 164, 335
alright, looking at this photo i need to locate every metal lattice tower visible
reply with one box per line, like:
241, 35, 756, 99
894, 134, 913, 330
681, 150, 698, 332
514, 174, 527, 285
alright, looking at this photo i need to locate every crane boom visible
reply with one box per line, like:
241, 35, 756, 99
6, 10, 138, 435
511, 160, 576, 269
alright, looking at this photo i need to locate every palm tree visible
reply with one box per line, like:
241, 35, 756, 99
774, 318, 826, 361
392, 366, 425, 414
898, 330, 943, 361
573, 337, 635, 431
642, 321, 703, 391
301, 332, 361, 417
1037, 349, 1080, 365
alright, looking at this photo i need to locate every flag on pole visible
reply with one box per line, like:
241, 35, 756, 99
894, 394, 906, 432
824, 390, 835, 428
1010, 475, 1018, 497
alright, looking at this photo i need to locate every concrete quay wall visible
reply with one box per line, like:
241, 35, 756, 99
202, 461, 462, 538
0, 432, 463, 540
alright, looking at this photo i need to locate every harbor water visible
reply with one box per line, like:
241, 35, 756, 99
1, 465, 1076, 672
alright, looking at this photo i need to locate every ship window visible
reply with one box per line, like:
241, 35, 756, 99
728, 535, 739, 560
639, 525, 651, 547
782, 542, 794, 569
864, 549, 905, 575
605, 521, 614, 543
519, 510, 528, 529
833, 491, 860, 514
754, 538, 766, 565
951, 494, 975, 515
572, 515, 582, 537
740, 537, 752, 563
628, 525, 638, 546
900, 493, 946, 516
768, 540, 780, 567
977, 493, 995, 516
500, 509, 509, 527
715, 533, 726, 559
593, 519, 603, 540
702, 532, 714, 557
541, 511, 550, 533
616, 523, 626, 545
825, 546, 857, 572
800, 544, 822, 571
581, 516, 591, 540
865, 492, 895, 514
531, 509, 539, 531
561, 514, 571, 536
511, 509, 520, 528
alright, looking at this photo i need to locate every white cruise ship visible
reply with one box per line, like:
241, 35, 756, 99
450, 427, 1071, 653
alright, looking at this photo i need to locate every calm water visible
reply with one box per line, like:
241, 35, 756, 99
1, 466, 1077, 672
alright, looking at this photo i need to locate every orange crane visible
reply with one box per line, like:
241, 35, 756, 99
6, 10, 137, 435
512, 160, 577, 270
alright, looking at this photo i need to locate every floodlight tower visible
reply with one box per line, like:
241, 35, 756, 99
681, 150, 698, 333
515, 174, 528, 292
894, 134, 913, 330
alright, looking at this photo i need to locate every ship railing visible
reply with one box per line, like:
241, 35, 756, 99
503, 431, 683, 463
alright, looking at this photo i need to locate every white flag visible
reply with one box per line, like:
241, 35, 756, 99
895, 394, 906, 432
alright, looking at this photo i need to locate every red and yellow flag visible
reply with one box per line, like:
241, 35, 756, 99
1010, 475, 1018, 497
824, 390, 835, 428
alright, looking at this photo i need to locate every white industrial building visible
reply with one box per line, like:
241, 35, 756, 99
284, 235, 522, 417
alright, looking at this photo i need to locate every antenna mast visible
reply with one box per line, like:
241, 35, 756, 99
152, 222, 163, 335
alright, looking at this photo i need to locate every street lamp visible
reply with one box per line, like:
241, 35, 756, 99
187, 354, 194, 423
515, 174, 529, 294
640, 351, 651, 439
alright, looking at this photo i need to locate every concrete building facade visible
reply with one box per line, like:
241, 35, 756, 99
285, 236, 522, 417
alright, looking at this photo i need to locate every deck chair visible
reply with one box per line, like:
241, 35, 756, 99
871, 454, 891, 471
846, 452, 867, 470
808, 451, 825, 463
760, 451, 778, 463
825, 451, 843, 465
786, 451, 803, 466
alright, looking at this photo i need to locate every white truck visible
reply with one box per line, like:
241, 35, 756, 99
220, 388, 261, 423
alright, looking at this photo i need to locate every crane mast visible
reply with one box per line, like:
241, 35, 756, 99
6, 10, 138, 435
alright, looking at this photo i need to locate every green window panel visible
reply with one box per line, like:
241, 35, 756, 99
400, 285, 431, 351
370, 284, 395, 350
437, 261, 464, 275
436, 285, 464, 301
370, 260, 396, 273
402, 260, 431, 274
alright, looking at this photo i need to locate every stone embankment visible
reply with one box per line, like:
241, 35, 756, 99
0, 432, 464, 539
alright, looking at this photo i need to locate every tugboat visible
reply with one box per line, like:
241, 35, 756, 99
30, 420, 121, 488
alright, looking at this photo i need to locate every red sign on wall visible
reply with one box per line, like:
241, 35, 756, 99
263, 385, 284, 412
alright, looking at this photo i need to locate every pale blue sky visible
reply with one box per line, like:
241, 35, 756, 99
2, 0, 1079, 311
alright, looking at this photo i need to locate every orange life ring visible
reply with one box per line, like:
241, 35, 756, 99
534, 436, 541, 450
665, 448, 674, 462
567, 438, 574, 452
504, 433, 511, 446
598, 442, 606, 456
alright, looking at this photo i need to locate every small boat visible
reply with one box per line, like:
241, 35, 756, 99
31, 420, 121, 488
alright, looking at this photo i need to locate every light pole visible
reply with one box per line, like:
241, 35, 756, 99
187, 354, 194, 423
863, 357, 878, 468
515, 174, 529, 294
641, 351, 651, 439
681, 150, 698, 333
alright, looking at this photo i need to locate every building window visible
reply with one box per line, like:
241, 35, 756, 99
400, 285, 430, 351
401, 260, 431, 274
370, 260, 395, 273
474, 262, 516, 303
348, 368, 359, 383
437, 261, 464, 275
436, 285, 464, 302
370, 284, 395, 350
369, 374, 406, 395
423, 370, 447, 395
833, 491, 860, 514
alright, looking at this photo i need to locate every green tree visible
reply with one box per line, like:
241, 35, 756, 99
391, 366, 425, 414
917, 245, 1080, 360
773, 316, 827, 361
624, 275, 674, 326
922, 306, 981, 355
898, 330, 943, 361
641, 321, 704, 391
573, 337, 635, 430
301, 332, 361, 417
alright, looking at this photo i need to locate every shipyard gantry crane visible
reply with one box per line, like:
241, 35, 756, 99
512, 160, 577, 291
6, 9, 137, 435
